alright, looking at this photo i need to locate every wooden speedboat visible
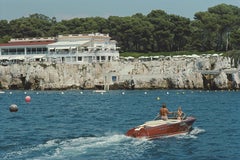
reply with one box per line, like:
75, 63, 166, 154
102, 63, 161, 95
126, 113, 196, 139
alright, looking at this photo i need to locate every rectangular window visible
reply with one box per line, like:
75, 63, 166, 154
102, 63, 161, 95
112, 76, 117, 82
72, 56, 76, 61
27, 48, 31, 54
37, 48, 42, 54
43, 48, 47, 54
17, 48, 24, 55
78, 56, 82, 61
101, 56, 105, 61
9, 48, 17, 55
32, 48, 36, 54
1, 49, 8, 55
65, 56, 71, 62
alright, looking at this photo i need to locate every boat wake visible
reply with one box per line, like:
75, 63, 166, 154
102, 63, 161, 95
174, 127, 205, 139
190, 127, 205, 135
3, 128, 205, 160
3, 133, 151, 160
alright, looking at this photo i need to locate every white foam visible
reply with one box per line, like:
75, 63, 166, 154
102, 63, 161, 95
29, 134, 130, 159
190, 127, 206, 135
175, 127, 205, 139
3, 133, 157, 160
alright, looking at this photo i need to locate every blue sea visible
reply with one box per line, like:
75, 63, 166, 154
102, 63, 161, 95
0, 90, 239, 160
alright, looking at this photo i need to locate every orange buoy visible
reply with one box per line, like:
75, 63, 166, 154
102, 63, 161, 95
25, 96, 31, 103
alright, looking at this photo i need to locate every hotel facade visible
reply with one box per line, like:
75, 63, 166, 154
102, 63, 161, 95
0, 33, 119, 65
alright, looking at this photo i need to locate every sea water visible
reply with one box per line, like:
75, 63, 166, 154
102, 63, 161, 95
0, 90, 239, 160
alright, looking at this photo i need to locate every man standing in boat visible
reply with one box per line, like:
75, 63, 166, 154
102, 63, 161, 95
160, 103, 172, 120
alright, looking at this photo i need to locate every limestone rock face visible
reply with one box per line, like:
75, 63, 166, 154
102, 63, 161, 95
0, 55, 239, 90
213, 72, 228, 89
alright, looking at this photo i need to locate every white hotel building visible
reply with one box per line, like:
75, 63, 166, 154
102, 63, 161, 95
0, 33, 119, 64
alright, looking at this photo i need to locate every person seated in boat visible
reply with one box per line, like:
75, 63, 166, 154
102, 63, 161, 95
177, 106, 183, 120
159, 103, 172, 120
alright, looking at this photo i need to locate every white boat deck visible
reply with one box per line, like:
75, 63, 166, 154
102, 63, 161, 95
142, 119, 181, 127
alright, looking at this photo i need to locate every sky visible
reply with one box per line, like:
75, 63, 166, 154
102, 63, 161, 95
0, 0, 240, 21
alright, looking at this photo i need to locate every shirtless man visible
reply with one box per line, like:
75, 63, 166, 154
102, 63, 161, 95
160, 103, 172, 120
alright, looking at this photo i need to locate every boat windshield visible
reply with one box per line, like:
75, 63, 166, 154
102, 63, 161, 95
154, 112, 187, 120
169, 111, 186, 120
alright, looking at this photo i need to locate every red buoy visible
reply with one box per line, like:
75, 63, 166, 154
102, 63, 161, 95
25, 96, 31, 103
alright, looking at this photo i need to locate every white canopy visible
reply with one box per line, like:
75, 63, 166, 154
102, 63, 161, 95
48, 40, 89, 50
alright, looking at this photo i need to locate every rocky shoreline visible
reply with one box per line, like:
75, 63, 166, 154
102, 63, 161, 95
0, 55, 239, 90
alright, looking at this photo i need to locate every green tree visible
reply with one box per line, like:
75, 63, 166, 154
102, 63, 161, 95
48, 22, 68, 36
190, 12, 216, 51
230, 29, 240, 50
147, 10, 174, 52
130, 13, 154, 52
169, 15, 191, 51
1, 4, 240, 53
8, 14, 54, 38
0, 20, 10, 37
108, 16, 129, 52
192, 4, 240, 51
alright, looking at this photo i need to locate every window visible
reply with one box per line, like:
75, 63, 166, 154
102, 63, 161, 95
9, 48, 17, 55
27, 48, 31, 54
1, 49, 8, 55
43, 48, 47, 54
72, 56, 76, 61
37, 48, 42, 54
17, 48, 24, 55
96, 56, 100, 61
78, 56, 82, 61
101, 56, 106, 61
32, 48, 36, 54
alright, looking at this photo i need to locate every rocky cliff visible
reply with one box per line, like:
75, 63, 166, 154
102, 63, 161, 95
0, 55, 239, 90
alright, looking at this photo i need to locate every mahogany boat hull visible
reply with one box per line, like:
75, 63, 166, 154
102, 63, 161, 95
126, 116, 196, 139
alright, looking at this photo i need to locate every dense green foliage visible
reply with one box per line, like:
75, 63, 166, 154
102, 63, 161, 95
1, 4, 240, 53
